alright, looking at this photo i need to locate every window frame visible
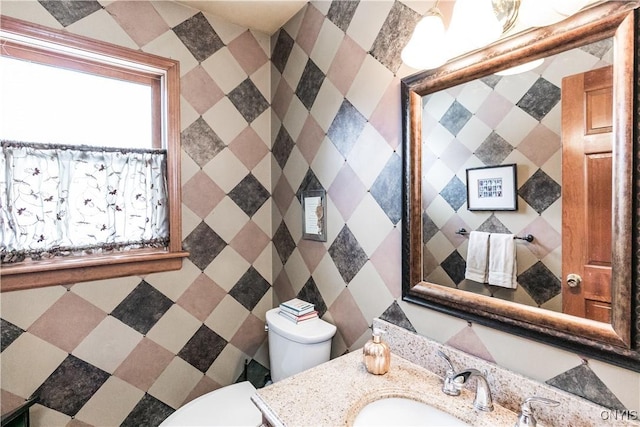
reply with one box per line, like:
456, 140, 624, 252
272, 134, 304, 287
0, 16, 188, 292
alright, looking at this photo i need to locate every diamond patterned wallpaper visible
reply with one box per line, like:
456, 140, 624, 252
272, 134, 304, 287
0, 1, 638, 426
1, 1, 272, 425
422, 39, 612, 311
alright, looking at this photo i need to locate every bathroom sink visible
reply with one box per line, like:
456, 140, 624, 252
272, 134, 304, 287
352, 397, 472, 426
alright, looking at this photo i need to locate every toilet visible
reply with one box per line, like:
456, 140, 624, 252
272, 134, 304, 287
161, 307, 337, 426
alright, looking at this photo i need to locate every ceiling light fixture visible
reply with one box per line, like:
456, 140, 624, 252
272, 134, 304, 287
402, 0, 519, 71
402, 0, 594, 72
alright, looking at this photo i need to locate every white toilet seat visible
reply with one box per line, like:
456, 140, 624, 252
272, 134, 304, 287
159, 381, 262, 426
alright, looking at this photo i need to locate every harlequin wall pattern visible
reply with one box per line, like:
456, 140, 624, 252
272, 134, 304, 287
0, 1, 637, 426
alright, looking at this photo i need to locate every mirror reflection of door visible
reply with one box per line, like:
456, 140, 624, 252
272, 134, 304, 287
561, 66, 613, 322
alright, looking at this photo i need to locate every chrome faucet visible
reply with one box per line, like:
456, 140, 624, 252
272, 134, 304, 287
452, 368, 493, 412
436, 350, 460, 396
514, 396, 560, 427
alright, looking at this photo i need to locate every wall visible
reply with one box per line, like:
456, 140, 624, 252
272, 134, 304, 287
0, 1, 638, 427
271, 0, 638, 414
0, 1, 273, 426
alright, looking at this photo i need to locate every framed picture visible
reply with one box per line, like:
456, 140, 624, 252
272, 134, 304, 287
301, 189, 327, 241
466, 164, 518, 211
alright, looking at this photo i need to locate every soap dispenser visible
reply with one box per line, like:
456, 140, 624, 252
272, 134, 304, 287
363, 328, 390, 375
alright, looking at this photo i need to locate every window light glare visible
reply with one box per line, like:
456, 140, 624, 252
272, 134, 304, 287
0, 56, 152, 148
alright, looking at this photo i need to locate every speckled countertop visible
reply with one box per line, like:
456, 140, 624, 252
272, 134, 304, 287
374, 319, 640, 427
251, 350, 517, 427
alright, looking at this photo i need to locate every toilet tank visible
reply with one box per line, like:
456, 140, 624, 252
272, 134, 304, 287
266, 308, 337, 382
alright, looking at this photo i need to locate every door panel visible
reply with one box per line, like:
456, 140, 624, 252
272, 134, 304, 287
561, 66, 612, 321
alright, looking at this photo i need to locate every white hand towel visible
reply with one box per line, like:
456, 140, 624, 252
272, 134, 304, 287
464, 231, 490, 283
488, 233, 517, 289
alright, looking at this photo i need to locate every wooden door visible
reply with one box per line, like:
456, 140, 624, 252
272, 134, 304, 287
561, 66, 613, 322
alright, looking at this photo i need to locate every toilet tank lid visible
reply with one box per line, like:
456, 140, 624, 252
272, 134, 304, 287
266, 308, 337, 344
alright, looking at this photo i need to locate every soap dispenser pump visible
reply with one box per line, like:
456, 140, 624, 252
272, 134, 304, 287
363, 328, 390, 375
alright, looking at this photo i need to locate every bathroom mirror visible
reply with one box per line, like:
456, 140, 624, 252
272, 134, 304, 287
401, 1, 639, 370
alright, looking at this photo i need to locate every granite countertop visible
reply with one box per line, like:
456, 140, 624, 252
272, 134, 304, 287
251, 350, 517, 427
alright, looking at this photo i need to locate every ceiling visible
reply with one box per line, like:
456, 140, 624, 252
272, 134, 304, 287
175, 0, 308, 35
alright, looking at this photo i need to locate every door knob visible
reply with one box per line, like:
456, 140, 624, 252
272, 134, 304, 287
566, 273, 582, 288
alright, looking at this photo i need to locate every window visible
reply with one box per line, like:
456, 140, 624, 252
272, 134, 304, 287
0, 55, 155, 148
0, 16, 187, 291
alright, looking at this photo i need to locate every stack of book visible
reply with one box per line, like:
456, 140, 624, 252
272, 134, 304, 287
278, 298, 318, 323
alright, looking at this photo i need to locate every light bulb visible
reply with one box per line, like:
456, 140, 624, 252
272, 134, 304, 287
446, 0, 503, 58
552, 0, 593, 17
401, 11, 448, 70
518, 0, 565, 27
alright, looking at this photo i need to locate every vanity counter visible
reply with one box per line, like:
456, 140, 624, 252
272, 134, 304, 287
251, 350, 516, 427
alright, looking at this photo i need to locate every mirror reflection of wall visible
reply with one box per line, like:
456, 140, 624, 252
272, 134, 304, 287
421, 37, 613, 316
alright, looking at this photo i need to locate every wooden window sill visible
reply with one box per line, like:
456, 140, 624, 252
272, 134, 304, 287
0, 249, 189, 292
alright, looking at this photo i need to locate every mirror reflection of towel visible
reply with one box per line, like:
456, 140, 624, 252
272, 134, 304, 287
488, 233, 517, 289
464, 231, 490, 283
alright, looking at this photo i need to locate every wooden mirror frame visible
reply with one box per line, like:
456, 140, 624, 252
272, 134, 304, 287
401, 1, 639, 371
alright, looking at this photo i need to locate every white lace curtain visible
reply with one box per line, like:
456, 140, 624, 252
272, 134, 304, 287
0, 141, 169, 263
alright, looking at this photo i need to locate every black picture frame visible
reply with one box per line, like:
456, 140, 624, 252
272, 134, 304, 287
466, 164, 518, 211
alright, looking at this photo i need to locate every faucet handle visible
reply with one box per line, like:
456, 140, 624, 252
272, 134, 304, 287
436, 350, 460, 396
437, 350, 455, 371
515, 396, 560, 427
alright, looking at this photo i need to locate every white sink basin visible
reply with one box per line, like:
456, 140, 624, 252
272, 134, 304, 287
353, 397, 472, 426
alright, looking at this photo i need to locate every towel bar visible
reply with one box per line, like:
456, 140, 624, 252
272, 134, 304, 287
456, 228, 534, 243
